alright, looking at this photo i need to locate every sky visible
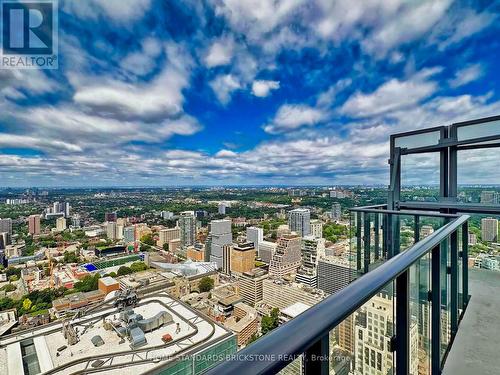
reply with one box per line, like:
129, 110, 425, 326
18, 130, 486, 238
1, 0, 500, 187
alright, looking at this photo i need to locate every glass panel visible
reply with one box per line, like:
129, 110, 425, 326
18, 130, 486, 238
328, 282, 395, 375
409, 252, 431, 375
279, 356, 303, 375
394, 131, 441, 149
401, 153, 440, 202
456, 119, 500, 142
457, 149, 500, 197
440, 238, 451, 363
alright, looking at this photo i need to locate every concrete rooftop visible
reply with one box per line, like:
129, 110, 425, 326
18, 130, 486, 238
443, 268, 500, 374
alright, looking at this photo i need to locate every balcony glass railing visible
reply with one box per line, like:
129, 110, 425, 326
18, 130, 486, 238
206, 209, 470, 375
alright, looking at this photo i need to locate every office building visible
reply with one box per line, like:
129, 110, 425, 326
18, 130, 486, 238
0, 218, 12, 236
317, 257, 356, 295
187, 244, 206, 262
106, 222, 117, 240
246, 227, 263, 255
161, 211, 174, 220
295, 236, 325, 288
56, 217, 67, 232
0, 232, 11, 250
218, 202, 227, 215
195, 210, 208, 220
209, 219, 232, 268
28, 215, 41, 235
71, 215, 80, 228
331, 203, 341, 221
480, 191, 499, 204
262, 279, 323, 310
268, 234, 302, 278
310, 219, 323, 239
481, 217, 498, 242
239, 269, 268, 306
224, 303, 259, 347
468, 232, 477, 245
158, 227, 180, 248
64, 202, 71, 218
124, 226, 135, 243
288, 208, 311, 237
258, 240, 277, 263
231, 242, 256, 275
179, 211, 196, 248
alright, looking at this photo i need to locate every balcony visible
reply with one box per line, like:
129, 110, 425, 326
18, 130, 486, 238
207, 115, 500, 375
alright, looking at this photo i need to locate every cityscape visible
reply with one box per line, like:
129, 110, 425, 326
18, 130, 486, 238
1, 1, 500, 375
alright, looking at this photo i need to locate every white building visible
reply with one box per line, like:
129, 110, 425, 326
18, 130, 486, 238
288, 208, 311, 237
179, 211, 196, 247
481, 217, 498, 242
258, 240, 277, 263
310, 219, 323, 239
246, 227, 263, 254
209, 219, 232, 268
56, 217, 67, 232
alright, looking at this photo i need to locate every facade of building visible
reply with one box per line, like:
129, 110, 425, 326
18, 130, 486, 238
179, 212, 196, 248
239, 269, 268, 306
105, 212, 117, 222
317, 257, 355, 295
331, 203, 342, 221
480, 190, 499, 204
468, 232, 477, 245
230, 242, 256, 275
0, 218, 12, 235
222, 244, 232, 275
258, 240, 277, 263
56, 217, 67, 232
209, 219, 232, 268
288, 208, 311, 237
224, 303, 259, 347
310, 219, 323, 239
123, 226, 135, 243
246, 227, 263, 255
296, 236, 325, 288
481, 217, 498, 242
28, 215, 40, 235
186, 245, 205, 262
158, 227, 181, 248
268, 234, 302, 278
262, 279, 323, 310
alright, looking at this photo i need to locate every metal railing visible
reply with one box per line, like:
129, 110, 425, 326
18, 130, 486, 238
206, 209, 470, 375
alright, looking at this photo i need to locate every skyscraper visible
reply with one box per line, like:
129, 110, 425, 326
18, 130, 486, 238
288, 208, 311, 237
179, 211, 196, 248
0, 218, 12, 236
239, 269, 268, 306
331, 203, 341, 221
295, 236, 325, 288
105, 212, 117, 222
28, 215, 40, 235
218, 202, 227, 215
107, 222, 117, 240
64, 202, 71, 218
258, 240, 277, 263
310, 219, 323, 239
481, 217, 498, 242
317, 257, 356, 295
246, 227, 263, 255
123, 226, 136, 243
56, 217, 67, 232
268, 234, 302, 278
230, 242, 256, 274
209, 219, 232, 268
480, 191, 499, 204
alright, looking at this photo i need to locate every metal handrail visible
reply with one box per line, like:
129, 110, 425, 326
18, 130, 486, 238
349, 204, 461, 218
206, 214, 469, 375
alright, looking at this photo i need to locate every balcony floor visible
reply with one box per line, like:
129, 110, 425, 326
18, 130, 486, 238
443, 268, 500, 374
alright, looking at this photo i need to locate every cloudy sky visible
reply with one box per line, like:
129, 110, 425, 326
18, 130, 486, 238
1, 0, 500, 187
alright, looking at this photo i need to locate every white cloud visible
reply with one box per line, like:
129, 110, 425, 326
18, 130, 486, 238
204, 37, 235, 68
209, 74, 241, 104
449, 64, 483, 88
251, 80, 280, 97
264, 104, 327, 134
340, 68, 440, 118
120, 38, 162, 76
62, 0, 152, 23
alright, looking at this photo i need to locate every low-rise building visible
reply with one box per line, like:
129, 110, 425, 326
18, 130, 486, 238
224, 303, 259, 347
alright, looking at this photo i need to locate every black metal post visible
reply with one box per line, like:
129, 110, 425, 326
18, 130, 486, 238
374, 213, 380, 260
461, 222, 469, 308
303, 334, 329, 375
450, 229, 458, 335
431, 244, 442, 374
364, 213, 371, 273
396, 270, 410, 375
356, 213, 362, 272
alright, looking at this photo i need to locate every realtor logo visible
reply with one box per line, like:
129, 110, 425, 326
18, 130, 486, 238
1, 0, 58, 69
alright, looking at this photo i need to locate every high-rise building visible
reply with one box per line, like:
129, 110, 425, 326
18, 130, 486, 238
116, 224, 124, 240
468, 232, 477, 245
158, 227, 180, 248
354, 293, 418, 375
258, 240, 277, 263
246, 227, 263, 255
0, 218, 12, 236
28, 215, 40, 235
239, 269, 268, 306
231, 242, 256, 274
0, 232, 11, 249
317, 257, 356, 295
161, 211, 174, 220
195, 210, 208, 220
64, 202, 71, 218
123, 226, 135, 243
480, 191, 499, 204
71, 214, 80, 228
288, 208, 311, 237
295, 236, 325, 288
105, 212, 117, 222
56, 217, 67, 232
262, 279, 323, 310
179, 211, 196, 248
481, 217, 498, 242
310, 220, 323, 239
218, 202, 227, 215
268, 234, 302, 278
331, 203, 341, 221
209, 219, 232, 268
106, 222, 117, 240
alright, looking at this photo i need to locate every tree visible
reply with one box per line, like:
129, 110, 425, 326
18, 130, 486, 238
140, 233, 155, 246
198, 276, 214, 293
63, 251, 79, 264
162, 243, 169, 251
74, 274, 100, 292
22, 298, 32, 311
130, 262, 147, 273
117, 266, 133, 276
261, 308, 279, 335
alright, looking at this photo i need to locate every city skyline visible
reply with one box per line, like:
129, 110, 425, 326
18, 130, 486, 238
1, 1, 500, 187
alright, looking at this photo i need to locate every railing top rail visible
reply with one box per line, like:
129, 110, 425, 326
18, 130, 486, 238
349, 205, 461, 218
206, 214, 469, 375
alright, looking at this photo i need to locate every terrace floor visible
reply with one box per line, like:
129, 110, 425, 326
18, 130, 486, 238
442, 268, 500, 375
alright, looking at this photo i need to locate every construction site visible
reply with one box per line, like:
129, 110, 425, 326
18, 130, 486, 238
0, 289, 236, 375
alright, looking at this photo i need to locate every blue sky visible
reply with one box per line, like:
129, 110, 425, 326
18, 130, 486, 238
1, 0, 500, 187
